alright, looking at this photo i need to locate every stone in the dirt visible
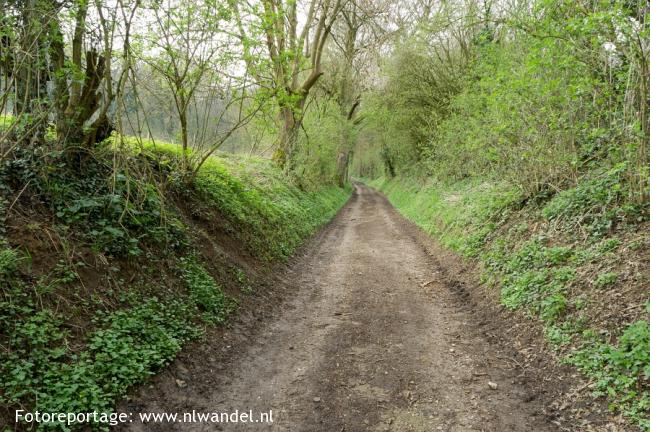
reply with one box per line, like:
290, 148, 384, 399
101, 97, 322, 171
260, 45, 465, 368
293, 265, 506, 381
313, 397, 321, 402
488, 381, 498, 390
175, 379, 187, 388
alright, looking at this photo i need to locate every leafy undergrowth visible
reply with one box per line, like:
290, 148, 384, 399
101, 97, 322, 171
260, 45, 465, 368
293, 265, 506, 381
371, 170, 649, 429
0, 139, 350, 430
0, 115, 13, 130
126, 137, 351, 261
370, 176, 520, 256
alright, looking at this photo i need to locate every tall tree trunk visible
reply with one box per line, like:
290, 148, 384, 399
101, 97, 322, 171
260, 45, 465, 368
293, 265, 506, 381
180, 104, 190, 171
637, 59, 648, 203
50, 0, 113, 150
336, 151, 349, 187
14, 0, 49, 141
274, 97, 305, 170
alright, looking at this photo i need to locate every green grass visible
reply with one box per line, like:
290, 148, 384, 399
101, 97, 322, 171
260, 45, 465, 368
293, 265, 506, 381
193, 156, 350, 260
180, 256, 237, 324
0, 114, 57, 140
369, 176, 519, 256
123, 136, 352, 260
0, 114, 13, 131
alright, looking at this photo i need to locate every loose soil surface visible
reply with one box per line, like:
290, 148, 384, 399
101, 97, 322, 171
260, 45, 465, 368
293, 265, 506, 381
118, 184, 616, 431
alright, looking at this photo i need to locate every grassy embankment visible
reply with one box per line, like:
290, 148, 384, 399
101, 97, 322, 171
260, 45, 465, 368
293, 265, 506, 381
0, 130, 350, 430
371, 172, 649, 429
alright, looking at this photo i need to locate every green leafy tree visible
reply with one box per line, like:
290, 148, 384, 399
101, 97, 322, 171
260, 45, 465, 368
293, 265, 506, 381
232, 0, 345, 171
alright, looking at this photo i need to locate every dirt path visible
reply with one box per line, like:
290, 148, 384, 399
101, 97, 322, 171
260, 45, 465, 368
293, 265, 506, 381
120, 184, 556, 431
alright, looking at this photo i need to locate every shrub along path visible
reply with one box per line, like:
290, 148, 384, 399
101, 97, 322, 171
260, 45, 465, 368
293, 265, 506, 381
119, 184, 611, 431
